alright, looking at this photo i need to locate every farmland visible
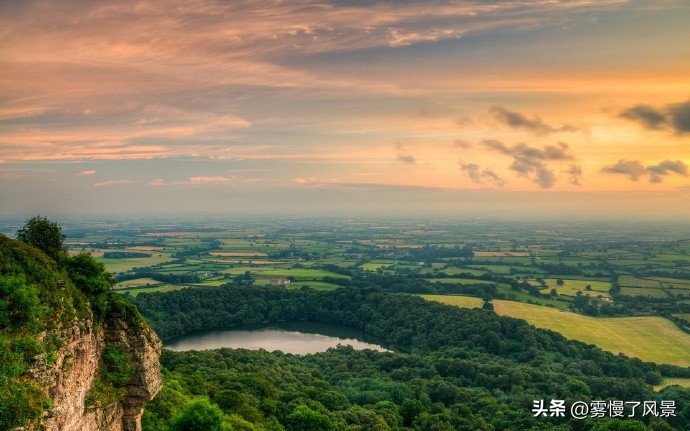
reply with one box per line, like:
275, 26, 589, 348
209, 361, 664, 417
423, 295, 690, 367
6, 216, 689, 368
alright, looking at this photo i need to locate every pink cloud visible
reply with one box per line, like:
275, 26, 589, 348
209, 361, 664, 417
78, 170, 96, 175
93, 180, 133, 187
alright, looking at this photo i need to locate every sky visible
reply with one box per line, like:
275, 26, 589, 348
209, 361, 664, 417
1, 0, 689, 219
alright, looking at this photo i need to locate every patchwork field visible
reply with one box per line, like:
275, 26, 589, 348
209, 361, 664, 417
422, 295, 690, 367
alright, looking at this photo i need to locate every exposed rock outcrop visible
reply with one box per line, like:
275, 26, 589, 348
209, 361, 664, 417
29, 315, 162, 431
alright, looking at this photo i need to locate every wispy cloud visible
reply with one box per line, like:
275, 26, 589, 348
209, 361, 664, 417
490, 105, 578, 135
77, 170, 96, 175
93, 180, 133, 187
397, 154, 416, 164
148, 176, 260, 187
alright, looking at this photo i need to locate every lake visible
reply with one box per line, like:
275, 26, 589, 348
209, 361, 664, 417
164, 322, 390, 354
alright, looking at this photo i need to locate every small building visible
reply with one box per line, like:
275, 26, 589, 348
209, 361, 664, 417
270, 278, 291, 286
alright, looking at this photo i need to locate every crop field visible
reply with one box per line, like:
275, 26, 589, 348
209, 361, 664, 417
360, 260, 395, 271
115, 278, 161, 289
544, 279, 611, 297
99, 254, 174, 273
650, 277, 690, 288
441, 267, 488, 276
422, 295, 484, 308
619, 287, 669, 298
654, 378, 690, 391
423, 295, 690, 367
429, 278, 494, 285
473, 251, 531, 257
465, 265, 545, 275
118, 284, 184, 297
619, 275, 662, 288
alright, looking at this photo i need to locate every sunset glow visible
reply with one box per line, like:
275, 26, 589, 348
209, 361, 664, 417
1, 0, 689, 218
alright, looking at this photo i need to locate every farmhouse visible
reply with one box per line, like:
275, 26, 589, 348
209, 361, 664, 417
270, 278, 291, 286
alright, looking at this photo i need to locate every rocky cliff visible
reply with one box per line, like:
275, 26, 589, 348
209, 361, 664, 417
29, 315, 162, 431
0, 236, 162, 431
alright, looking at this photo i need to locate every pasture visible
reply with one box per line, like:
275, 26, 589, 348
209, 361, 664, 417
423, 295, 690, 367
544, 278, 611, 298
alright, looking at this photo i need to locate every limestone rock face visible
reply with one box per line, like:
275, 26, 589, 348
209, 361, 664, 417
30, 315, 162, 431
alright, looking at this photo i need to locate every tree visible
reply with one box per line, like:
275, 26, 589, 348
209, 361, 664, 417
62, 253, 114, 296
16, 215, 65, 261
285, 405, 336, 431
556, 278, 565, 286
170, 399, 228, 431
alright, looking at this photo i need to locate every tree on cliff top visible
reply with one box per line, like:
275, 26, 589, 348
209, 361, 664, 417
16, 215, 65, 261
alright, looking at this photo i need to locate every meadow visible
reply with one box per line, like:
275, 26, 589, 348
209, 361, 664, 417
422, 295, 690, 367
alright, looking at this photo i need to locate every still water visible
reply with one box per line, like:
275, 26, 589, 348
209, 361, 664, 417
164, 322, 389, 354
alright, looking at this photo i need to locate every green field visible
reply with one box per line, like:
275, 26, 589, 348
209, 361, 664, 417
441, 267, 488, 276
654, 378, 690, 391
360, 260, 395, 271
430, 278, 494, 285
98, 254, 173, 273
422, 295, 483, 308
257, 268, 350, 281
544, 278, 611, 298
619, 287, 669, 298
423, 295, 690, 367
116, 284, 185, 297
619, 275, 662, 288
115, 277, 161, 289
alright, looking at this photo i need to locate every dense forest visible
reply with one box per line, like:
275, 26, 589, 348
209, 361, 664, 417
132, 286, 690, 430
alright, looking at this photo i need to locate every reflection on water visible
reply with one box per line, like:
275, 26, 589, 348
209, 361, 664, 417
164, 322, 390, 355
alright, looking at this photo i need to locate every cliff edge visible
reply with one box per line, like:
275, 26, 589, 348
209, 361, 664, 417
0, 235, 162, 431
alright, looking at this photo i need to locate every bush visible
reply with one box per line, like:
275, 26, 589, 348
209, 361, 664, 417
102, 346, 134, 387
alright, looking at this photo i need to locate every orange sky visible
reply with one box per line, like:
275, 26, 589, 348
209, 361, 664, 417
1, 0, 689, 218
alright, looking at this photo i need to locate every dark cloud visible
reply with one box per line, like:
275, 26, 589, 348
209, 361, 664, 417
602, 159, 687, 183
619, 99, 690, 134
489, 105, 577, 135
483, 140, 572, 160
567, 164, 582, 186
619, 105, 667, 129
459, 162, 504, 187
482, 139, 572, 189
453, 139, 472, 149
397, 154, 416, 164
658, 159, 689, 176
647, 159, 688, 183
601, 160, 646, 181
668, 100, 690, 133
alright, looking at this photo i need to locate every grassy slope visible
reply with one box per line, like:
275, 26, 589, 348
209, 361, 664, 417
422, 294, 690, 367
